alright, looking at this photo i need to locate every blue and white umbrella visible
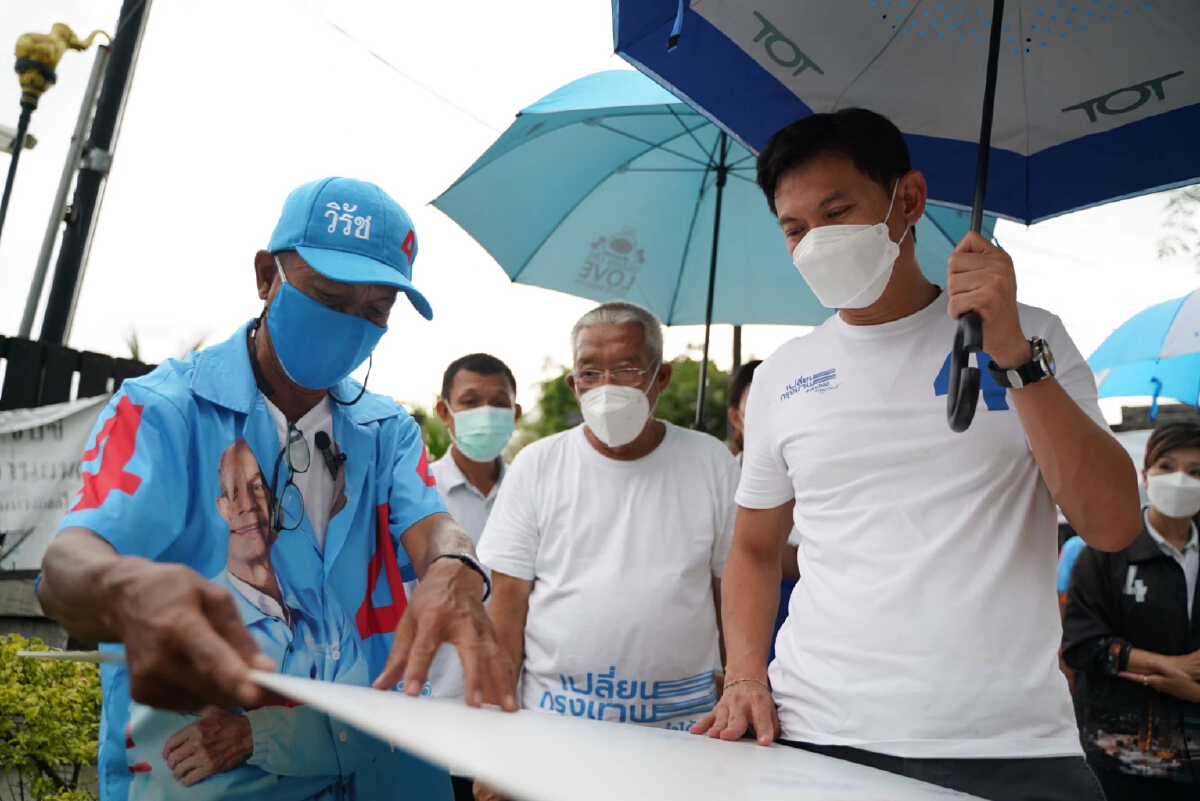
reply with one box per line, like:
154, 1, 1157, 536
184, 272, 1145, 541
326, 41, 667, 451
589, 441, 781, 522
612, 0, 1200, 431
434, 70, 995, 428
615, 0, 1200, 224
1089, 289, 1200, 417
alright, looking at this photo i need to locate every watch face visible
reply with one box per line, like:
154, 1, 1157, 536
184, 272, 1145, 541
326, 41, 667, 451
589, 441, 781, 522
1034, 338, 1056, 376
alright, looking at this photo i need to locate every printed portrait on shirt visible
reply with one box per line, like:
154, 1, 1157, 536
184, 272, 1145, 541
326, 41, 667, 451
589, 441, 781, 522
123, 437, 378, 800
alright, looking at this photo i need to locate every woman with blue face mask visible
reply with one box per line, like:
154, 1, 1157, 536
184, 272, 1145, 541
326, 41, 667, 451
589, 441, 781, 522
1063, 421, 1200, 800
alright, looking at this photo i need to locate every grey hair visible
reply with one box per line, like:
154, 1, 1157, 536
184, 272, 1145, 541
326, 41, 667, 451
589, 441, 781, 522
570, 301, 664, 366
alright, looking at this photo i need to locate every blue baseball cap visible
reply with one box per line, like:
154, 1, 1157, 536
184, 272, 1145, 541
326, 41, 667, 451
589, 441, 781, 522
267, 177, 432, 320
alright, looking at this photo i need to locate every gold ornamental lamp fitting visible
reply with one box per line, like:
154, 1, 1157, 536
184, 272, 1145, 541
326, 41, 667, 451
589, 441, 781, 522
14, 23, 110, 110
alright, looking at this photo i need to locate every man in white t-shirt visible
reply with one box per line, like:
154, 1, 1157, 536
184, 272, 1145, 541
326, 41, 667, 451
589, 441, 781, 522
477, 301, 738, 753
690, 109, 1142, 801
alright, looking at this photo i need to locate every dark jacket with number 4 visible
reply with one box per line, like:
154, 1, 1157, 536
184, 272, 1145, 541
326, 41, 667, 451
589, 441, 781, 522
1062, 522, 1200, 785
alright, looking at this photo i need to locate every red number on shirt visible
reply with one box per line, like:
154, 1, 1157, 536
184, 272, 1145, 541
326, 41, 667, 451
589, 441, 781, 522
416, 446, 435, 488
72, 395, 144, 512
356, 503, 409, 638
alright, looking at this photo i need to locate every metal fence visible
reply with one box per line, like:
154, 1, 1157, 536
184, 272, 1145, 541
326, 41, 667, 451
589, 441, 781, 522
0, 335, 152, 410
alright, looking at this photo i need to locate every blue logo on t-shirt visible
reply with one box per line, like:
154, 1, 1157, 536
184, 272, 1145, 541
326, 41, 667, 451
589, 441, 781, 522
933, 350, 1009, 411
781, 368, 839, 401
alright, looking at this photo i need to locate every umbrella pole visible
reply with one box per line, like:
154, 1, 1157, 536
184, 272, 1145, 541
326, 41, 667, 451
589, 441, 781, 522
732, 325, 742, 374
694, 131, 729, 432
947, 0, 1005, 433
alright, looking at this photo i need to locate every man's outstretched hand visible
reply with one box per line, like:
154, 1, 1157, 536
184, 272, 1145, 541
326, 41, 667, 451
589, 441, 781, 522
102, 557, 276, 711
690, 678, 778, 746
373, 557, 518, 711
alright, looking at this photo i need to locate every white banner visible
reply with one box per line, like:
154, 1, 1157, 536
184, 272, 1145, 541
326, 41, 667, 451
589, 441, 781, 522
0, 395, 110, 570
256, 672, 982, 801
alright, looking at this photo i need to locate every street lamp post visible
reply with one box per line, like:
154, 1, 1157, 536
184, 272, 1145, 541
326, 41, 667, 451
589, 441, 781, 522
0, 25, 109, 252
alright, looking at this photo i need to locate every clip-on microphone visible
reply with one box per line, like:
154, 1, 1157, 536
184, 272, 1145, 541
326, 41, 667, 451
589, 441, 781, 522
314, 431, 347, 479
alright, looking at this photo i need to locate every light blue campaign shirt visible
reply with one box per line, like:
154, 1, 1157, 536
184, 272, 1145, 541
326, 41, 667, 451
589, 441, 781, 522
126, 571, 393, 800
53, 322, 452, 801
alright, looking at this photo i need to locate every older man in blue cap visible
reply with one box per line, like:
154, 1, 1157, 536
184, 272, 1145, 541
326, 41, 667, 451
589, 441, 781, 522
37, 178, 516, 801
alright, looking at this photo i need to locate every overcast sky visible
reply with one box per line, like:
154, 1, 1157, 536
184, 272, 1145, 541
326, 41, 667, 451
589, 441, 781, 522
1, 0, 1196, 422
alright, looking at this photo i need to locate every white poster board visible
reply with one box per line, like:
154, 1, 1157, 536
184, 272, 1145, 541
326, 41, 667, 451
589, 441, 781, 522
0, 395, 108, 570
255, 672, 979, 801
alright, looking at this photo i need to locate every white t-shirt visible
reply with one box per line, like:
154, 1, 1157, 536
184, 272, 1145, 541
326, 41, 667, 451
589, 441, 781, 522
264, 397, 340, 551
478, 422, 739, 731
738, 291, 1106, 759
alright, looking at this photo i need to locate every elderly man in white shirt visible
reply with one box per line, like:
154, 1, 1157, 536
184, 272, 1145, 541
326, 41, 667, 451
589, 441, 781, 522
477, 302, 738, 756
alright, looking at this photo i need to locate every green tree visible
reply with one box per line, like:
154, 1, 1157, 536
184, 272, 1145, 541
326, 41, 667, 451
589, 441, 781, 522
125, 331, 208, 363
409, 404, 452, 461
1158, 186, 1200, 266
0, 635, 101, 800
522, 356, 730, 443
522, 366, 581, 438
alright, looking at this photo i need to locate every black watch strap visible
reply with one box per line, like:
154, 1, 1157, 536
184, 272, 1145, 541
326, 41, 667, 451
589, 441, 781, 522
987, 339, 1051, 389
432, 553, 492, 603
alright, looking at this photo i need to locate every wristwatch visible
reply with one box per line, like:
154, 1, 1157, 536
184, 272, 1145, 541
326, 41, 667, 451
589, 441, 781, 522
987, 337, 1056, 389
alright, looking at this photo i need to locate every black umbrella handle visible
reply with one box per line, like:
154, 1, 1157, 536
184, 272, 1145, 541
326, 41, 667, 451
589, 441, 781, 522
947, 312, 984, 433
948, 0, 1005, 432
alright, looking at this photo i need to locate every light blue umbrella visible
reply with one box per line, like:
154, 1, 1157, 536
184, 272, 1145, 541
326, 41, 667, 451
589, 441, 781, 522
1089, 289, 1200, 418
433, 70, 995, 427
613, 0, 1200, 430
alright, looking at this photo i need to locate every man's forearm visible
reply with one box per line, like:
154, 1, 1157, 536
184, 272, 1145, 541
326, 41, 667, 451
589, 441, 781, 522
38, 527, 129, 642
1012, 379, 1141, 552
402, 513, 481, 581
487, 574, 531, 693
721, 544, 781, 681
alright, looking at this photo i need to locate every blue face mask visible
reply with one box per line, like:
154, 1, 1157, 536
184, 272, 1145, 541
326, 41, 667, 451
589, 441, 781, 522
265, 259, 386, 391
451, 405, 516, 463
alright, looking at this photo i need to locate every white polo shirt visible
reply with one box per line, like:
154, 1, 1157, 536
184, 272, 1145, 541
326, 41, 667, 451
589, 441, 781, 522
416, 450, 508, 702
430, 450, 506, 544
739, 291, 1107, 759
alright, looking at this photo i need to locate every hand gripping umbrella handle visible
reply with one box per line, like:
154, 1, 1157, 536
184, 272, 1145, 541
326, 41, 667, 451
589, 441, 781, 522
948, 0, 1005, 432
947, 312, 983, 433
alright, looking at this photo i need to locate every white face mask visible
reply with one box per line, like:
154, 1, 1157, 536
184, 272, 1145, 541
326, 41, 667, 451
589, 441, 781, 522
1146, 471, 1200, 519
578, 383, 655, 449
790, 181, 909, 310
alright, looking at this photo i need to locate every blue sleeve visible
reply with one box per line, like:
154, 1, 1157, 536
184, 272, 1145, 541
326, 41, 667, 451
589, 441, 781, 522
55, 377, 191, 560
386, 415, 448, 539
245, 705, 343, 777
1056, 536, 1085, 594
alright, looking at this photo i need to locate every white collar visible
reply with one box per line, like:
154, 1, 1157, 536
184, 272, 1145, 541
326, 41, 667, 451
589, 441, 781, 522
435, 449, 506, 497
227, 571, 291, 625
1144, 509, 1199, 561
